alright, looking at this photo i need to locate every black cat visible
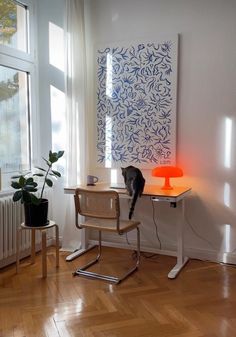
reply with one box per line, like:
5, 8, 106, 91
121, 166, 145, 220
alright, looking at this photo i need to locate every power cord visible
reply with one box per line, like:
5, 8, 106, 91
125, 232, 131, 246
130, 199, 162, 261
132, 250, 160, 260
126, 234, 160, 260
126, 198, 162, 259
151, 198, 162, 250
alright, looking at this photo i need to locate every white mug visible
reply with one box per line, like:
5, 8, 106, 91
87, 175, 99, 186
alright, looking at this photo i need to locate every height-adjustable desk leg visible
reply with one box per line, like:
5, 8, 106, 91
168, 199, 189, 279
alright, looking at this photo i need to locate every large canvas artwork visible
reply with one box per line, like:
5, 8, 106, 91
96, 36, 178, 168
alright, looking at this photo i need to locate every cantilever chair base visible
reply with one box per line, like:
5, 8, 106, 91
73, 228, 140, 284
73, 188, 141, 284
73, 266, 139, 284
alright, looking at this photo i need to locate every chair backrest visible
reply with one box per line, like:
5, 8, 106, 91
74, 188, 120, 223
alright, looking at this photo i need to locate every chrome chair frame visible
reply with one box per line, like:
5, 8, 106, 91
73, 188, 141, 284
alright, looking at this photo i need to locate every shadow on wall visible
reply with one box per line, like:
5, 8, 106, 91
185, 192, 236, 253
129, 190, 236, 258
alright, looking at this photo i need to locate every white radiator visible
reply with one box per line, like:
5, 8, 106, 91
0, 190, 52, 269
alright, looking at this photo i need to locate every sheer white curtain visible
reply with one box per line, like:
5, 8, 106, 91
61, 0, 88, 251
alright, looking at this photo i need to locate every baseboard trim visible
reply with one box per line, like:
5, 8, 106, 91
88, 239, 236, 265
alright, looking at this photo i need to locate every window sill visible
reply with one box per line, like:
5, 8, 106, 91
0, 189, 14, 198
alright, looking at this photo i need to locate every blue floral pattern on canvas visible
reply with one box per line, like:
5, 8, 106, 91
96, 38, 177, 168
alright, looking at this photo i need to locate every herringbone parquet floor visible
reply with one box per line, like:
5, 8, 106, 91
1, 246, 236, 337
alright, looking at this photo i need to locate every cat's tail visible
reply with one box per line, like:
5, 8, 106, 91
129, 189, 140, 220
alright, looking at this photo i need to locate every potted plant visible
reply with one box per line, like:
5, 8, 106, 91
11, 150, 64, 227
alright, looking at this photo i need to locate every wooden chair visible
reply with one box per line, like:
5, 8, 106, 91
73, 188, 141, 284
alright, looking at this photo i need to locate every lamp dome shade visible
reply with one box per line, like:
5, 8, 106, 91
152, 166, 183, 190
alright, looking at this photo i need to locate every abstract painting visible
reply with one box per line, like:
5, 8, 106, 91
96, 36, 178, 168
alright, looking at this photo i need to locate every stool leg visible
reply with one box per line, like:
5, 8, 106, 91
55, 225, 59, 268
42, 230, 47, 278
31, 229, 36, 264
16, 227, 21, 273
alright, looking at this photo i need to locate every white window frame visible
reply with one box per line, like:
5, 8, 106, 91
0, 0, 39, 192
0, 0, 36, 61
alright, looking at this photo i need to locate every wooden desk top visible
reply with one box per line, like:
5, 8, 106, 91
64, 183, 191, 200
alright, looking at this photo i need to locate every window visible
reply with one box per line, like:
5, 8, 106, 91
0, 0, 28, 52
0, 65, 31, 172
0, 0, 36, 190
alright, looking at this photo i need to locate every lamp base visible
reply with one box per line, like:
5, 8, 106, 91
161, 185, 173, 190
161, 177, 173, 190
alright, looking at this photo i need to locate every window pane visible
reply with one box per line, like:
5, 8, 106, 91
0, 0, 28, 52
49, 22, 65, 72
0, 65, 31, 173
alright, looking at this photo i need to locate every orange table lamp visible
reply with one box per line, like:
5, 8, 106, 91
152, 166, 183, 190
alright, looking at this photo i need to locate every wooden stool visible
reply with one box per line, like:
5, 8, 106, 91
16, 220, 59, 278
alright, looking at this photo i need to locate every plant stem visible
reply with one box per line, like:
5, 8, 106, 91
40, 164, 51, 200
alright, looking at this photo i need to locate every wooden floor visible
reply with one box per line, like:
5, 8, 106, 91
1, 247, 236, 337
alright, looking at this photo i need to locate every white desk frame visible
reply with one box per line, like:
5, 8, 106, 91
151, 195, 189, 278
64, 184, 191, 279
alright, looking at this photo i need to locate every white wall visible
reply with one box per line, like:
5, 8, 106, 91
85, 0, 236, 263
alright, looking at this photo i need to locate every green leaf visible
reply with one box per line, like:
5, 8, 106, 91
22, 190, 32, 204
57, 150, 64, 158
24, 186, 37, 192
35, 166, 46, 172
24, 181, 37, 188
13, 191, 22, 202
33, 173, 44, 177
51, 170, 61, 177
46, 178, 53, 187
19, 176, 26, 187
11, 181, 21, 189
31, 194, 41, 205
49, 151, 58, 164
25, 178, 37, 186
